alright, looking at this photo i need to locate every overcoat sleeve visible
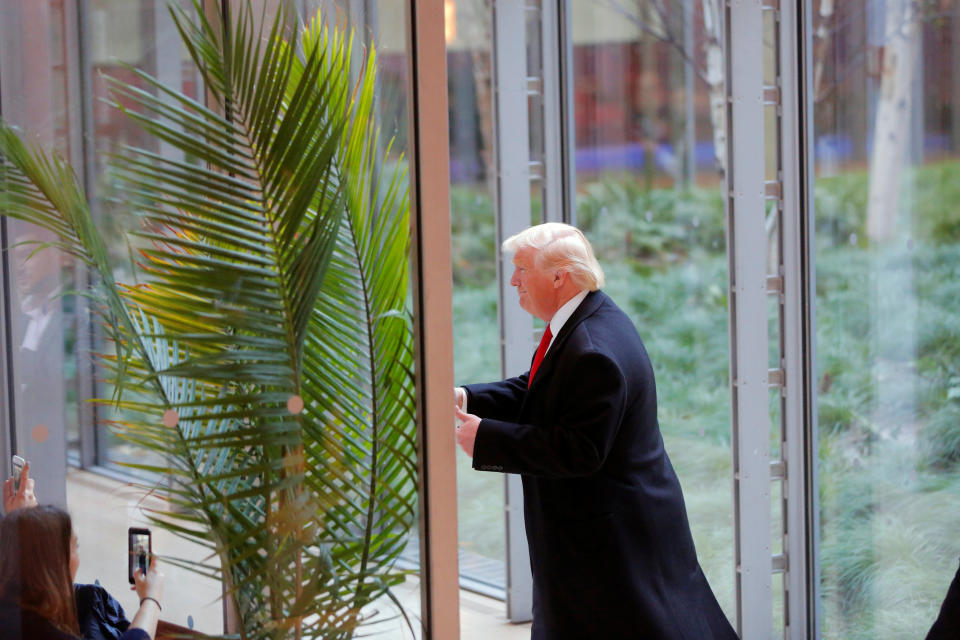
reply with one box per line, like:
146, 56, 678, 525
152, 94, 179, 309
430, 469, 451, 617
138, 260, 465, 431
926, 559, 960, 640
472, 350, 628, 478
463, 373, 529, 420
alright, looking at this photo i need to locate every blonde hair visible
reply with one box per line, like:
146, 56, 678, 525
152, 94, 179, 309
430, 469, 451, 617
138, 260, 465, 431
502, 223, 605, 291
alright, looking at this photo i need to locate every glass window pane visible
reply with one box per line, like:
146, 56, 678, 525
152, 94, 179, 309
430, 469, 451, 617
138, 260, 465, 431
5, 1, 426, 637
0, 0, 75, 507
89, 0, 201, 471
70, 4, 220, 632
447, 0, 507, 594
813, 1, 960, 637
570, 0, 735, 623
0, 0, 224, 634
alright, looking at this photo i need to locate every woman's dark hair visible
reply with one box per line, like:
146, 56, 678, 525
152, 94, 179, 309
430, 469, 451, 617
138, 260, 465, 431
0, 506, 79, 636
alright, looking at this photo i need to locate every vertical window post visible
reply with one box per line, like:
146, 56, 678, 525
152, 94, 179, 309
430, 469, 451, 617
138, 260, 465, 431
725, 0, 771, 637
406, 1, 460, 637
780, 1, 820, 636
491, 0, 536, 623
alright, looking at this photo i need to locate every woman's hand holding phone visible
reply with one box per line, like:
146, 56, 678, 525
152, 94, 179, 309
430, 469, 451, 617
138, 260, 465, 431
3, 459, 36, 514
131, 556, 165, 606
128, 557, 166, 639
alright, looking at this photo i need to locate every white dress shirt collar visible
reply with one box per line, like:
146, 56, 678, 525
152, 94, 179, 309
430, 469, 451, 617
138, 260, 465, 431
455, 290, 589, 417
546, 289, 589, 351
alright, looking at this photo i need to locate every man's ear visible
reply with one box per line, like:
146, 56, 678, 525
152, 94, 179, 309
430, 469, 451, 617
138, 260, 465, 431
553, 269, 567, 288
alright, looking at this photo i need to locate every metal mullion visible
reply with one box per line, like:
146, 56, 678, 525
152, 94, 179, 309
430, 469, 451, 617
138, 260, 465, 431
557, 0, 575, 224
780, 1, 820, 638
493, 0, 536, 623
725, 1, 772, 638
0, 7, 12, 474
766, 3, 790, 637
540, 0, 566, 223
0, 218, 14, 473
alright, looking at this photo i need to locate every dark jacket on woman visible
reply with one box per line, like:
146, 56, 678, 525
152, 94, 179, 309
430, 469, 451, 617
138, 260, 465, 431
75, 584, 130, 640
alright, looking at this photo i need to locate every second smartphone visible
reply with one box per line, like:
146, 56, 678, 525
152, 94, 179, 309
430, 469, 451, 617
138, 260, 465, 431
127, 527, 151, 585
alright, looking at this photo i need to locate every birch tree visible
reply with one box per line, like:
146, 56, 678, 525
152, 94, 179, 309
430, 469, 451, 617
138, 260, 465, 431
866, 0, 921, 243
605, 0, 727, 174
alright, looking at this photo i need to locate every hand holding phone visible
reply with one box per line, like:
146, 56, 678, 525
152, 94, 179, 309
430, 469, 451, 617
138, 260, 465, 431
128, 527, 152, 585
4, 457, 35, 514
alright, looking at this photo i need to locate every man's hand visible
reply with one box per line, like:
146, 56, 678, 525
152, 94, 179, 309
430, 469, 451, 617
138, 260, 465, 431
454, 405, 480, 458
3, 461, 37, 513
454, 387, 466, 410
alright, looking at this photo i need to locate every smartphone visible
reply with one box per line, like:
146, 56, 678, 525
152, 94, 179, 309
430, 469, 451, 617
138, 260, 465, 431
128, 527, 152, 585
11, 455, 25, 492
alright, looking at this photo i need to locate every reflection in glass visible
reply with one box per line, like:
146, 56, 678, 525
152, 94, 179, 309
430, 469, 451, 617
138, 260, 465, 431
813, 1, 960, 637
570, 0, 734, 622
89, 0, 201, 470
65, 3, 224, 634
6, 1, 426, 637
1, 0, 74, 510
43, 1, 85, 465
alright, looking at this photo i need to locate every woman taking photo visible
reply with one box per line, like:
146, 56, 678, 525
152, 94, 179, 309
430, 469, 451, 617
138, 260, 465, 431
0, 506, 165, 640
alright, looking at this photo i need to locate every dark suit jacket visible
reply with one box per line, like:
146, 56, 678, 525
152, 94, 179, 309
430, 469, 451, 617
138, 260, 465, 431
466, 290, 737, 640
926, 558, 960, 640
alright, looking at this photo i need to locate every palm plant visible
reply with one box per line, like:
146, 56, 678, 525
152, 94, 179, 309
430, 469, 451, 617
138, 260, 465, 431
0, 2, 416, 638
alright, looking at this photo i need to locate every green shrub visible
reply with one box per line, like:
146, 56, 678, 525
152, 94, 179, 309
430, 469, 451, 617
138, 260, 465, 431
815, 160, 960, 249
450, 184, 497, 286
911, 161, 960, 243
576, 180, 726, 266
919, 404, 960, 470
815, 171, 869, 249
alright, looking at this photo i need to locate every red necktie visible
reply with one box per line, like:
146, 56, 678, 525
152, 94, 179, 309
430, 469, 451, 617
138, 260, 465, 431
528, 326, 553, 387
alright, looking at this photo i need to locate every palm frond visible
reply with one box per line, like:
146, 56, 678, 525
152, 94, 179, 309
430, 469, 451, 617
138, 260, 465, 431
295, 13, 418, 631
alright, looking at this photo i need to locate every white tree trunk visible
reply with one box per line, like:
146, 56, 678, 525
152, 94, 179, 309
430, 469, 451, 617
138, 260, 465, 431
866, 0, 920, 243
702, 0, 726, 174
812, 0, 835, 99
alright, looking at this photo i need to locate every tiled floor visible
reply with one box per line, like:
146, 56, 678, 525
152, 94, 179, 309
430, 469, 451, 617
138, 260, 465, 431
66, 468, 531, 639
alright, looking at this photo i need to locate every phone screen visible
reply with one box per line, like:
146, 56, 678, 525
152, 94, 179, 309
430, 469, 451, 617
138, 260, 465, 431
11, 456, 25, 492
128, 528, 151, 584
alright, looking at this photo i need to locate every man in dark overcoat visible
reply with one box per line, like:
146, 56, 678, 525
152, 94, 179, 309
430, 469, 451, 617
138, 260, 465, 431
454, 223, 738, 639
